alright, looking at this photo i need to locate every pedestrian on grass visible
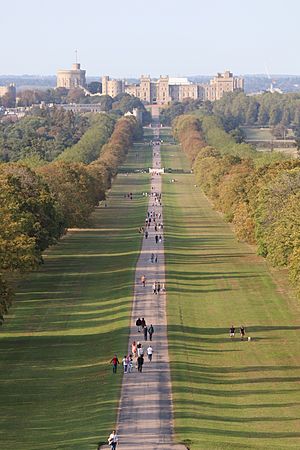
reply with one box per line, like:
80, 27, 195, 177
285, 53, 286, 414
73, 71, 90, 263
230, 325, 235, 339
136, 317, 142, 333
110, 354, 120, 374
148, 324, 154, 341
240, 326, 245, 340
147, 345, 153, 362
108, 430, 119, 450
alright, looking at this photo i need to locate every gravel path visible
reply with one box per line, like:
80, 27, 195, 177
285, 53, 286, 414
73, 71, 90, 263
102, 127, 186, 449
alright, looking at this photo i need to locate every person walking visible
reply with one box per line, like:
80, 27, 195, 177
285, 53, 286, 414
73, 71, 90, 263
144, 325, 148, 341
151, 253, 154, 263
147, 345, 153, 362
107, 430, 119, 450
110, 354, 120, 374
132, 340, 137, 357
152, 282, 156, 294
240, 325, 246, 340
128, 354, 133, 373
122, 355, 128, 374
155, 235, 158, 244
137, 354, 144, 372
157, 282, 161, 294
148, 324, 154, 341
145, 230, 148, 239
230, 325, 235, 339
137, 342, 144, 357
141, 317, 146, 329
155, 254, 158, 263
141, 275, 146, 287
136, 317, 142, 333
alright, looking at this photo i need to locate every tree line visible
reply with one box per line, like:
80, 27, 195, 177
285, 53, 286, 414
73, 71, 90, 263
0, 115, 141, 323
0, 107, 89, 162
173, 114, 300, 296
212, 91, 300, 137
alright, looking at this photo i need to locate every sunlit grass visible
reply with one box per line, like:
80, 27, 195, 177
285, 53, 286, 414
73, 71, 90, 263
0, 145, 151, 450
161, 131, 300, 450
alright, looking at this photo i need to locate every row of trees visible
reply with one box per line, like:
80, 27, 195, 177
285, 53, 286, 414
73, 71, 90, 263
0, 107, 89, 162
8, 87, 151, 124
173, 114, 300, 295
212, 91, 300, 134
0, 116, 141, 321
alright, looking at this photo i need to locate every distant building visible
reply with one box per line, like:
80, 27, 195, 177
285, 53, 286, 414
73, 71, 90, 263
124, 108, 143, 123
57, 63, 86, 89
204, 70, 244, 101
102, 76, 124, 97
122, 70, 243, 105
0, 83, 16, 100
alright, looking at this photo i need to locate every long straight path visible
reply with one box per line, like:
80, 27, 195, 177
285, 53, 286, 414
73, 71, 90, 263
103, 127, 186, 449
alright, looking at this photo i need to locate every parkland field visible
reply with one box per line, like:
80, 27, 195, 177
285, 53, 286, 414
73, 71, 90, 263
161, 132, 300, 449
0, 127, 300, 450
0, 144, 151, 450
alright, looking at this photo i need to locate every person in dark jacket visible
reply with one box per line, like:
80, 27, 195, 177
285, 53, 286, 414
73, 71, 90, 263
136, 317, 142, 333
148, 324, 154, 341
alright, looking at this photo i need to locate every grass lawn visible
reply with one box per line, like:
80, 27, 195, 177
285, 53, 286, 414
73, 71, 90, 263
0, 145, 150, 450
161, 130, 300, 450
241, 127, 274, 141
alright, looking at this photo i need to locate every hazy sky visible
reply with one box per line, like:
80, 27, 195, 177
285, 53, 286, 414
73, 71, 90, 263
1, 0, 300, 77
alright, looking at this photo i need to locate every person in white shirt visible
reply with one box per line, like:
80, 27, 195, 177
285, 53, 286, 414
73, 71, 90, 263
108, 430, 118, 449
147, 345, 153, 362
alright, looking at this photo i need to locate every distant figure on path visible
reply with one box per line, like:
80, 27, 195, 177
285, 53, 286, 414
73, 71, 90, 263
122, 355, 128, 373
136, 317, 142, 333
137, 354, 144, 372
137, 342, 144, 357
230, 325, 235, 339
141, 317, 146, 329
148, 324, 154, 341
141, 275, 146, 287
132, 340, 137, 357
108, 430, 119, 450
147, 345, 153, 362
155, 235, 158, 244
151, 253, 154, 263
110, 355, 120, 374
128, 354, 133, 373
152, 282, 156, 294
144, 326, 148, 341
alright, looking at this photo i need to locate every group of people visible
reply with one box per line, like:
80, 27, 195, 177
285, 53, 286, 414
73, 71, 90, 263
135, 317, 154, 341
107, 141, 163, 448
230, 325, 246, 340
152, 280, 165, 294
124, 192, 133, 200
